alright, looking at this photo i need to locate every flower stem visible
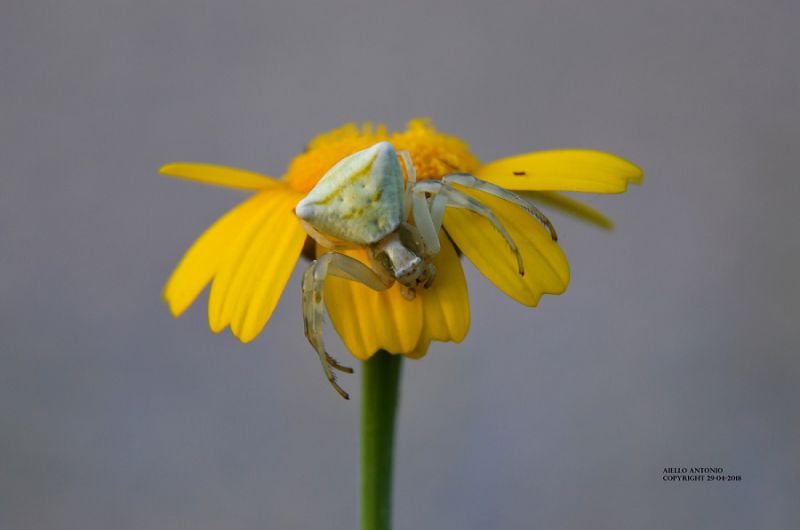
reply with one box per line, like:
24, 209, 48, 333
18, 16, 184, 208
360, 350, 402, 530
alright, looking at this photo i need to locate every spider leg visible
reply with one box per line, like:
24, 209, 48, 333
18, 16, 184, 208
302, 252, 393, 399
441, 173, 558, 241
397, 150, 416, 221
410, 187, 441, 255
413, 180, 526, 276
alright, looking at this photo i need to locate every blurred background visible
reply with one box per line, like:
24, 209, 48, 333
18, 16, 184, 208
2, 0, 799, 528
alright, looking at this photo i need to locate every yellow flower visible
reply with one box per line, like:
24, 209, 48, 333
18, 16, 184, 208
161, 119, 641, 362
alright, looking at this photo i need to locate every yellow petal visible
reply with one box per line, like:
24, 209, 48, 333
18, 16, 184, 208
163, 192, 270, 317
322, 247, 423, 360
160, 163, 282, 190
208, 189, 306, 341
406, 234, 470, 359
406, 335, 431, 360
233, 194, 307, 342
207, 193, 278, 332
443, 190, 570, 306
475, 149, 643, 194
520, 191, 614, 230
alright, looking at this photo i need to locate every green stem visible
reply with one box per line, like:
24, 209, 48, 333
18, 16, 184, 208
360, 350, 402, 530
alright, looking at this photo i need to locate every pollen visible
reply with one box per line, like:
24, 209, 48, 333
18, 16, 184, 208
283, 119, 481, 193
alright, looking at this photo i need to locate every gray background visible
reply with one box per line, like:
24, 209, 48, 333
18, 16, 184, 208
2, 0, 799, 528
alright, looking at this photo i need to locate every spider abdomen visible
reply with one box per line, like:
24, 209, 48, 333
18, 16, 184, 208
294, 141, 405, 245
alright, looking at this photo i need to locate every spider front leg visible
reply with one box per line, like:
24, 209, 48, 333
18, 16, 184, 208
398, 150, 417, 221
302, 252, 393, 399
411, 180, 526, 276
441, 173, 558, 241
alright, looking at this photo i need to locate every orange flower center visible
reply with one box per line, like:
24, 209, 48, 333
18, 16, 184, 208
283, 118, 481, 193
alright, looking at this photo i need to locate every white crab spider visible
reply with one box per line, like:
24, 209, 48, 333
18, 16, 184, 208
294, 142, 557, 399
